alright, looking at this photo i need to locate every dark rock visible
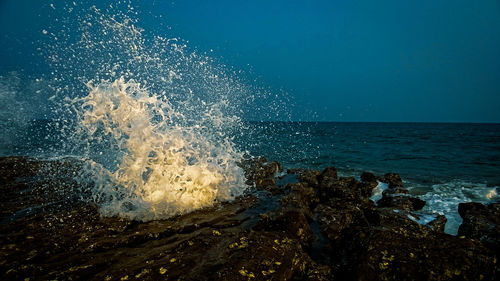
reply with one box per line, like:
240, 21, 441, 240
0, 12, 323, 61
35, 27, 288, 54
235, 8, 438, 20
359, 180, 379, 199
317, 176, 364, 203
335, 208, 497, 281
289, 168, 321, 187
382, 173, 404, 188
303, 263, 333, 281
254, 183, 317, 247
315, 203, 360, 241
2, 156, 499, 281
238, 156, 282, 189
377, 195, 426, 211
319, 166, 338, 181
428, 214, 447, 233
458, 202, 500, 250
361, 171, 378, 183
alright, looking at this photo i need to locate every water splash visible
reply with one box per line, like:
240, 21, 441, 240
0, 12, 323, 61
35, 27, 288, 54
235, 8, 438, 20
71, 78, 246, 220
38, 3, 266, 220
417, 181, 499, 235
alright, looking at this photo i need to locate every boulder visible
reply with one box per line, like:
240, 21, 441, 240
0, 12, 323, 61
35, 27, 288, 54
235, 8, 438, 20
381, 173, 404, 188
458, 202, 500, 250
428, 214, 447, 233
377, 195, 426, 211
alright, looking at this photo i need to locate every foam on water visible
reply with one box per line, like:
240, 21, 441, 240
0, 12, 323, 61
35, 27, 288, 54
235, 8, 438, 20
369, 181, 388, 203
71, 78, 246, 220
415, 181, 499, 235
33, 3, 271, 220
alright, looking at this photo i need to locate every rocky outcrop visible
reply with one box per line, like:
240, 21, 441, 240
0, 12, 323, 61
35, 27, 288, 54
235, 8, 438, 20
458, 202, 500, 251
0, 156, 498, 281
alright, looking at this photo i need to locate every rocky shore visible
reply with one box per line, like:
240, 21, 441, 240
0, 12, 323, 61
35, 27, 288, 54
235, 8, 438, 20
1, 156, 499, 280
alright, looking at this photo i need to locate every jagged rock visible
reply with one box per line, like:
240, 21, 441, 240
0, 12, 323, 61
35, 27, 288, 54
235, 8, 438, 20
315, 203, 360, 242
377, 195, 426, 211
361, 171, 377, 183
1, 157, 499, 281
254, 183, 316, 247
317, 176, 365, 203
359, 173, 379, 199
335, 209, 497, 281
381, 173, 404, 188
319, 166, 338, 181
238, 156, 282, 188
458, 202, 500, 250
288, 168, 321, 187
428, 214, 447, 233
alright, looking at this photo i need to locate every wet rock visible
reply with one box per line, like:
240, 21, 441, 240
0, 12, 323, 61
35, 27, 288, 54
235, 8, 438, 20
238, 156, 282, 186
2, 157, 499, 281
428, 214, 447, 233
341, 227, 496, 281
359, 174, 379, 199
361, 171, 377, 183
319, 166, 338, 181
381, 173, 404, 188
458, 202, 500, 250
294, 169, 321, 187
254, 183, 317, 247
377, 195, 426, 211
314, 203, 361, 242
303, 263, 333, 281
335, 208, 497, 281
382, 187, 409, 195
317, 176, 365, 204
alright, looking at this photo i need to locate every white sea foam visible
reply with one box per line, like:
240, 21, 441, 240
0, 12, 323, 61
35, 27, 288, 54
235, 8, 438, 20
416, 181, 499, 235
72, 78, 246, 221
369, 181, 388, 204
36, 4, 262, 221
370, 178, 498, 235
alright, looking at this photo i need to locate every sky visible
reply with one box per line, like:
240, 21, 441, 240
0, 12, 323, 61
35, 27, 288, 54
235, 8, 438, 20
1, 0, 500, 122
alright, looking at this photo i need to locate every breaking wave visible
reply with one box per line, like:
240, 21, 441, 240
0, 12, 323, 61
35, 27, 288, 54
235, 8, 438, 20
25, 2, 284, 220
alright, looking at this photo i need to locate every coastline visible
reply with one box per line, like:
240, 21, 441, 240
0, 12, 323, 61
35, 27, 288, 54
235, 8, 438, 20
1, 156, 498, 280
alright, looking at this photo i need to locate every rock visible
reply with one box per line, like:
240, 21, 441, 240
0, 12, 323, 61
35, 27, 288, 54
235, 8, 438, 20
237, 156, 282, 189
254, 183, 316, 247
428, 214, 447, 233
289, 168, 321, 187
2, 156, 499, 281
381, 173, 404, 188
314, 203, 361, 242
319, 166, 338, 181
458, 202, 500, 250
361, 171, 378, 183
377, 194, 426, 211
359, 178, 379, 199
317, 176, 365, 203
340, 225, 497, 281
333, 208, 497, 281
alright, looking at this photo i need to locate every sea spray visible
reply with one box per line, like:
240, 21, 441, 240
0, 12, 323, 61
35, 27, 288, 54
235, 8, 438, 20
71, 78, 246, 220
0, 2, 291, 220
37, 3, 275, 220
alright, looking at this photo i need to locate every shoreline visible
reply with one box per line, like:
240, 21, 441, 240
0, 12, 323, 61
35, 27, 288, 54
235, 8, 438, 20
1, 156, 499, 280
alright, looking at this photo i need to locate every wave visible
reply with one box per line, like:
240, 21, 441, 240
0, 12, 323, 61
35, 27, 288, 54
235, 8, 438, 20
415, 181, 499, 235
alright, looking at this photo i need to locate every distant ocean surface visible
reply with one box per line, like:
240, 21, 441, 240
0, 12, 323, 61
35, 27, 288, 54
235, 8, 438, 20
242, 122, 500, 185
2, 120, 499, 234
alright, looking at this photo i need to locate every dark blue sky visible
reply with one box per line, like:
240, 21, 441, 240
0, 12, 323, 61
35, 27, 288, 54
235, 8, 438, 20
1, 0, 500, 122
